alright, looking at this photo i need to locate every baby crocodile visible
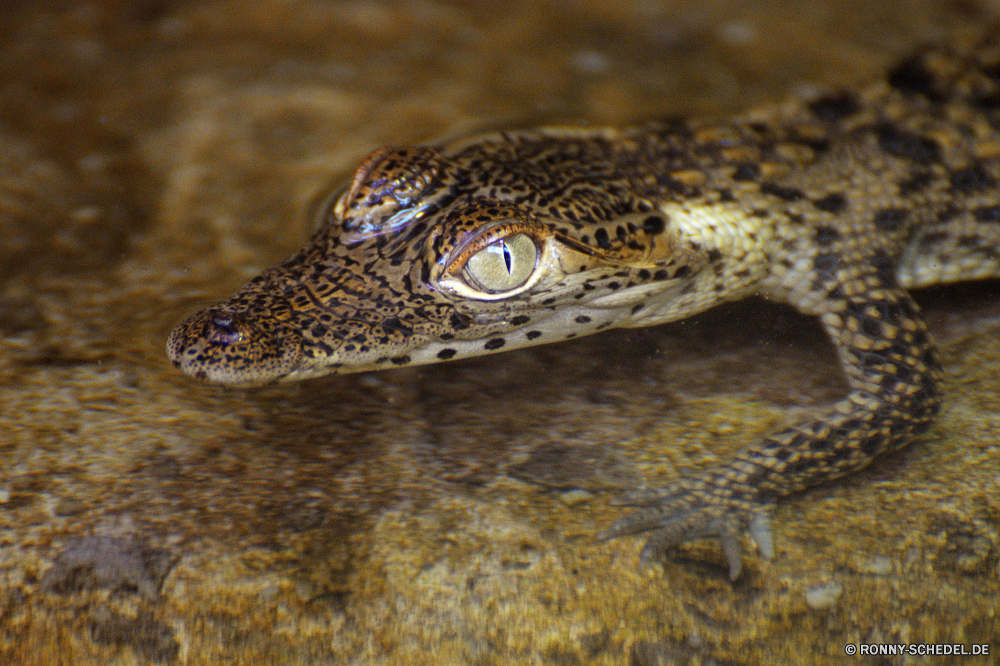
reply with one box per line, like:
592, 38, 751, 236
168, 35, 1000, 579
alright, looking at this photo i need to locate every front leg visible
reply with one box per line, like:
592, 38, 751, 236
602, 272, 941, 579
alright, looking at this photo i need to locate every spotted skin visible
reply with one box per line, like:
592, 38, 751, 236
168, 35, 1000, 578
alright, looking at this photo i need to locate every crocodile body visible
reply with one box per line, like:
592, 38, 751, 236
168, 35, 1000, 578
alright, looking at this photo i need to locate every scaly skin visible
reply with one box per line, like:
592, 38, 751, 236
168, 35, 1000, 578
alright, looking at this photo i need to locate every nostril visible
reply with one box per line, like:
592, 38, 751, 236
209, 314, 245, 345
168, 305, 300, 385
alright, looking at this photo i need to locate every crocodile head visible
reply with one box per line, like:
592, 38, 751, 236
167, 130, 736, 386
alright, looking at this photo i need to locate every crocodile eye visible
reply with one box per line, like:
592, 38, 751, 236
463, 233, 538, 294
438, 213, 550, 301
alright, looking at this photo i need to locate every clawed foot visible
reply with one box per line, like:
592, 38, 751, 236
599, 482, 774, 580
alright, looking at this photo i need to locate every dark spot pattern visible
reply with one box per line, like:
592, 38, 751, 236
974, 205, 1000, 223
887, 54, 944, 102
870, 250, 898, 287
594, 228, 611, 249
876, 124, 941, 163
732, 163, 760, 181
814, 226, 840, 246
812, 253, 840, 281
813, 193, 847, 214
950, 165, 996, 193
808, 93, 861, 122
897, 171, 933, 195
873, 208, 908, 231
484, 338, 506, 350
760, 183, 803, 201
643, 216, 665, 235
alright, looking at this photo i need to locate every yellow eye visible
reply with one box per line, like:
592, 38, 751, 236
463, 233, 538, 293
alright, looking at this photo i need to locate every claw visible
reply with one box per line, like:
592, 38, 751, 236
749, 512, 774, 560
719, 514, 744, 580
601, 488, 775, 580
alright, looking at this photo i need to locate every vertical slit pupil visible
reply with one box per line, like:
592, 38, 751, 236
502, 240, 513, 274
